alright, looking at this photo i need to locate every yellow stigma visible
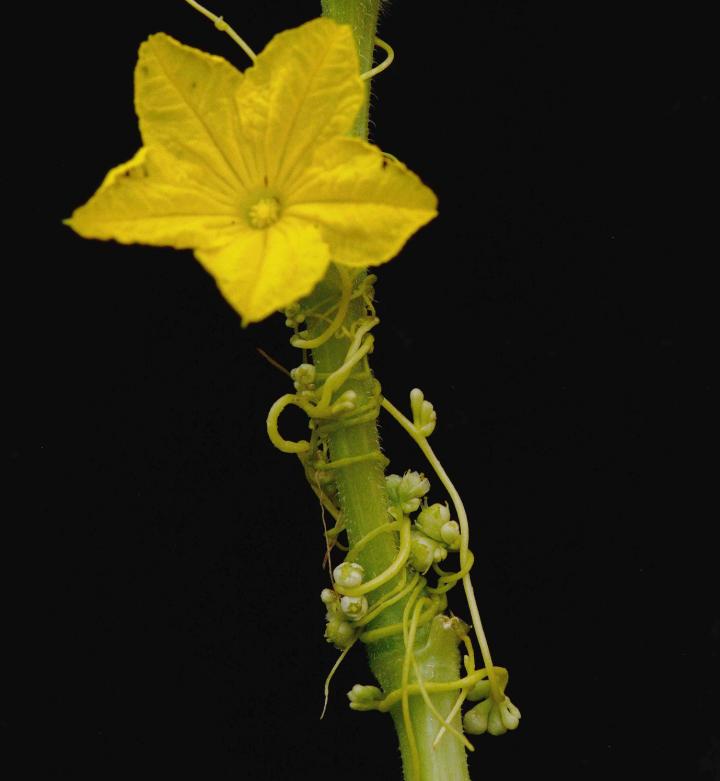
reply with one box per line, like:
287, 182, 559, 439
248, 196, 280, 229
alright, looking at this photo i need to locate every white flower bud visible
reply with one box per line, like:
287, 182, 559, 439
488, 703, 505, 735
325, 617, 355, 649
416, 502, 451, 541
409, 530, 446, 573
386, 473, 402, 497
440, 521, 461, 549
463, 698, 492, 735
347, 684, 383, 710
333, 561, 364, 588
501, 698, 521, 731
320, 588, 338, 605
340, 594, 368, 621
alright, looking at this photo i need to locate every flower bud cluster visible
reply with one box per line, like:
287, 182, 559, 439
410, 387, 437, 437
463, 695, 521, 736
283, 302, 306, 329
409, 529, 448, 573
463, 676, 521, 736
386, 470, 430, 514
385, 471, 462, 575
290, 363, 316, 397
416, 502, 460, 551
321, 563, 369, 649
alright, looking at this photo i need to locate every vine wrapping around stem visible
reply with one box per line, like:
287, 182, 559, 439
265, 270, 521, 781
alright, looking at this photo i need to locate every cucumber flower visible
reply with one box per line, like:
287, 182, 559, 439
66, 18, 437, 324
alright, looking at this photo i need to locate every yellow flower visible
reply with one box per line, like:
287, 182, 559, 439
67, 18, 438, 324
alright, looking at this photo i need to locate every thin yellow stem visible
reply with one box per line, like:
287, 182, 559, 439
291, 268, 352, 349
346, 521, 400, 562
321, 640, 356, 719
356, 570, 418, 627
374, 667, 502, 713
360, 37, 395, 81
316, 332, 376, 411
182, 0, 257, 62
360, 593, 444, 644
413, 659, 474, 752
402, 596, 427, 781
333, 514, 411, 597
381, 396, 504, 703
266, 395, 310, 454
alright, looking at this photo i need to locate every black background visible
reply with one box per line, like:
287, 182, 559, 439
10, 0, 717, 778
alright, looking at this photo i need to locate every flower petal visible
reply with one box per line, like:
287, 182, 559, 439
195, 217, 330, 324
235, 18, 364, 190
285, 137, 438, 267
66, 146, 242, 247
136, 33, 253, 196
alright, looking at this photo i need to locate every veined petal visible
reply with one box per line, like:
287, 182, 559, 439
195, 217, 330, 324
136, 33, 253, 197
66, 146, 243, 248
285, 137, 438, 267
235, 18, 364, 190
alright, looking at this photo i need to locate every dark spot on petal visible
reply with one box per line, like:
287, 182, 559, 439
264, 174, 269, 186
140, 65, 149, 76
381, 158, 388, 169
190, 81, 197, 89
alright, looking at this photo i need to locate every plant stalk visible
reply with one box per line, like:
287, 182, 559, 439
304, 3, 472, 779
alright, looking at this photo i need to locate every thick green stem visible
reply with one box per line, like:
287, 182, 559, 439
305, 3, 472, 779
307, 269, 470, 781
320, 0, 378, 136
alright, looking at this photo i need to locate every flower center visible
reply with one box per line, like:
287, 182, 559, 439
248, 196, 280, 229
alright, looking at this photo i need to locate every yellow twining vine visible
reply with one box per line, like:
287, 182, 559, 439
266, 270, 521, 779
184, 0, 395, 83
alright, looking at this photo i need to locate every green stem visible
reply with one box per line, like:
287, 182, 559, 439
320, 0, 379, 136
306, 3, 472, 779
